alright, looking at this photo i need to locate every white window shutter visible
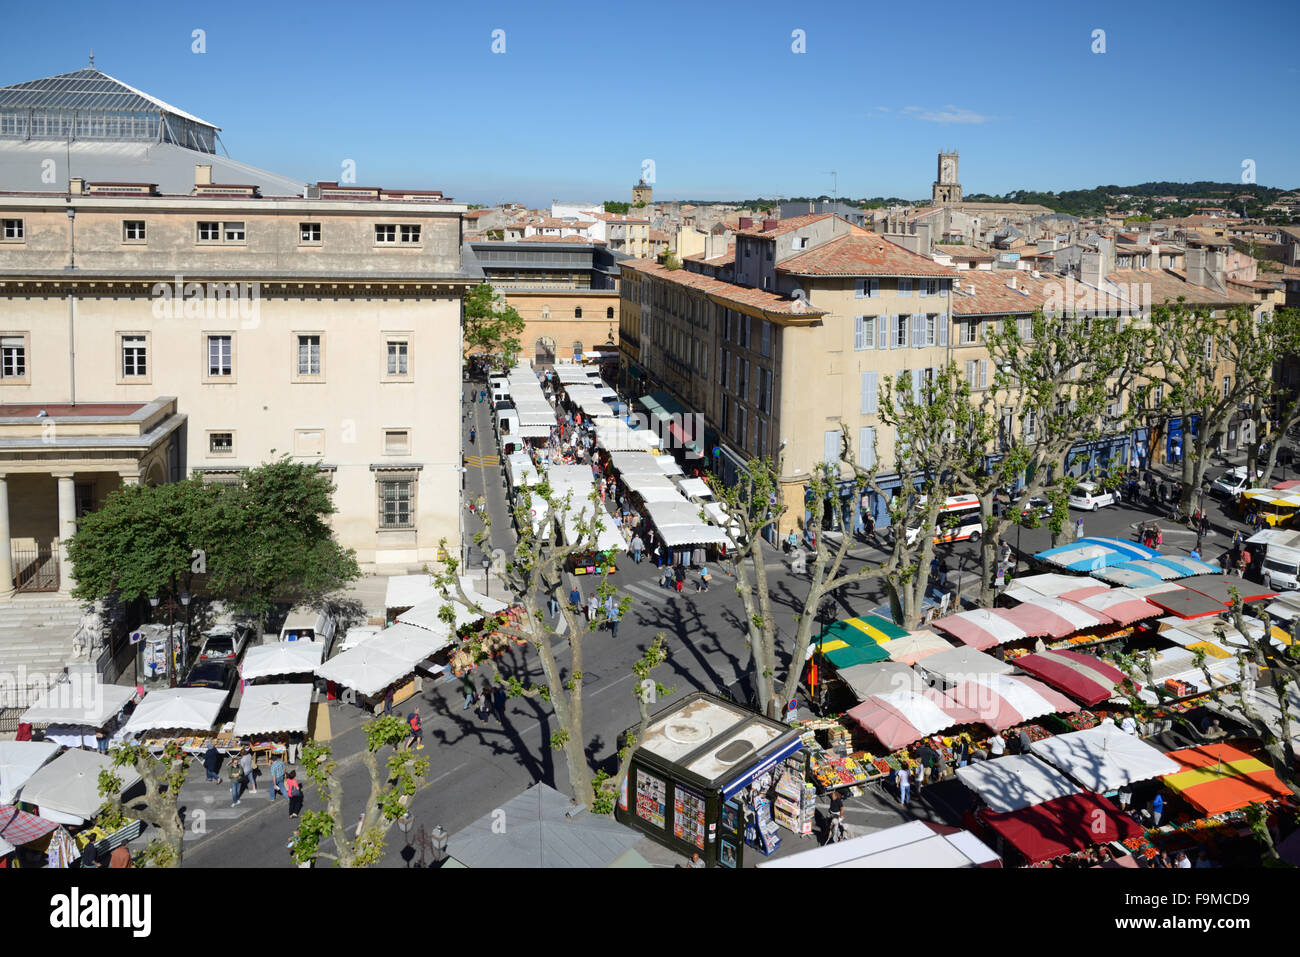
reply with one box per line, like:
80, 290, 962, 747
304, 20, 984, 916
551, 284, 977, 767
979, 359, 988, 389
912, 369, 922, 405
859, 427, 876, 468
825, 430, 840, 463
854, 317, 865, 351
878, 315, 889, 350
913, 314, 923, 348
938, 312, 949, 347
864, 316, 875, 350
863, 370, 878, 414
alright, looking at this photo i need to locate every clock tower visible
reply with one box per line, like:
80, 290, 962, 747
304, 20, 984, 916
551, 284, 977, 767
932, 151, 961, 206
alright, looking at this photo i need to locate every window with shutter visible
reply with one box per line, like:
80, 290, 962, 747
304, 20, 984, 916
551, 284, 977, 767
919, 281, 930, 298
878, 315, 889, 350
938, 312, 948, 347
912, 313, 924, 348
855, 279, 866, 299
825, 429, 840, 464
859, 427, 876, 468
854, 317, 865, 351
966, 360, 976, 385
861, 371, 879, 415
898, 278, 912, 297
869, 278, 880, 298
912, 369, 923, 405
979, 359, 988, 389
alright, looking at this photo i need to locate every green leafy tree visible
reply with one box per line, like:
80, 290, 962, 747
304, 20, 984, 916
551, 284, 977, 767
464, 283, 526, 371
434, 474, 670, 811
95, 741, 190, 867
603, 201, 631, 215
202, 459, 361, 635
661, 250, 682, 270
290, 715, 428, 867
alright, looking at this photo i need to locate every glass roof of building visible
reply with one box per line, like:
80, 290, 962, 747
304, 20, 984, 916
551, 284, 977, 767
0, 69, 218, 130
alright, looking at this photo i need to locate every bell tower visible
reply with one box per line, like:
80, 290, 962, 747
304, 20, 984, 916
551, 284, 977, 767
932, 151, 961, 206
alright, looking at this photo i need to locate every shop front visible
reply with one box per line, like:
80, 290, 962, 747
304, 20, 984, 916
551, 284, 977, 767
615, 692, 803, 868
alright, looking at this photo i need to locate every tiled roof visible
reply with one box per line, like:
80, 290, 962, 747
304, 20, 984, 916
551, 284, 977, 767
734, 212, 842, 238
684, 243, 736, 266
948, 270, 1061, 315
618, 259, 825, 317
1110, 268, 1255, 308
777, 233, 957, 277
933, 244, 995, 260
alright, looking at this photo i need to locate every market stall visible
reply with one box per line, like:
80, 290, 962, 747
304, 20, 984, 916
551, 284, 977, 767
943, 674, 1081, 731
1013, 649, 1135, 706
1028, 722, 1180, 793
835, 661, 926, 701
931, 608, 1027, 651
1178, 575, 1277, 606
0, 741, 59, 804
845, 688, 981, 750
1135, 585, 1227, 620
19, 678, 136, 749
1005, 573, 1111, 603
615, 692, 804, 867
318, 623, 447, 711
241, 641, 324, 682
231, 683, 313, 738
123, 687, 227, 738
758, 819, 1000, 868
998, 596, 1111, 638
0, 805, 59, 855
1063, 587, 1165, 626
979, 793, 1143, 865
1091, 556, 1220, 586
955, 754, 1083, 813
595, 419, 662, 451
1205, 685, 1300, 748
880, 630, 953, 665
16, 748, 142, 826
1134, 646, 1243, 707
1160, 743, 1291, 815
1033, 537, 1159, 572
915, 646, 1014, 691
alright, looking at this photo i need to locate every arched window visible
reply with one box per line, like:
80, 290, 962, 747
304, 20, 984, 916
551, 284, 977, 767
606, 306, 614, 319
575, 307, 583, 319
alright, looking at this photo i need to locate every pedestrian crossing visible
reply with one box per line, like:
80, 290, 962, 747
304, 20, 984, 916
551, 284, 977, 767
622, 581, 679, 605
465, 454, 500, 468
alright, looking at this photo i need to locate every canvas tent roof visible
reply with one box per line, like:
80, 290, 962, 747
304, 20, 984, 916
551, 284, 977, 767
1029, 722, 1180, 792
0, 741, 59, 805
846, 688, 981, 750
447, 783, 647, 868
955, 754, 1082, 813
881, 630, 953, 665
931, 608, 1026, 650
123, 687, 226, 734
232, 683, 313, 736
836, 662, 925, 700
758, 819, 999, 868
980, 793, 1143, 864
915, 646, 1014, 685
315, 632, 431, 697
19, 678, 135, 728
1161, 743, 1290, 815
1013, 648, 1135, 706
1005, 574, 1107, 602
944, 674, 1081, 731
241, 641, 324, 681
16, 748, 141, 822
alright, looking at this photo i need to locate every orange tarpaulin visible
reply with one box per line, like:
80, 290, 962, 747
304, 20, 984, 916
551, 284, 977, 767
1161, 743, 1291, 816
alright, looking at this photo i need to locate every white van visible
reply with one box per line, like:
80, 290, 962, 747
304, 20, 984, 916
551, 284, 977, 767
279, 608, 338, 654
1249, 528, 1300, 591
490, 376, 510, 402
337, 625, 381, 654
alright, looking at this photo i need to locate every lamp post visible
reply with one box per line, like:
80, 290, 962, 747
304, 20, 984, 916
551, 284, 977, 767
482, 554, 492, 599
146, 594, 160, 683
180, 590, 191, 678
167, 592, 177, 689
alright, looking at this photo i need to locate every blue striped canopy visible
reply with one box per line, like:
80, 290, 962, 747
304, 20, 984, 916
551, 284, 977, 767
1034, 537, 1161, 572
1090, 555, 1220, 585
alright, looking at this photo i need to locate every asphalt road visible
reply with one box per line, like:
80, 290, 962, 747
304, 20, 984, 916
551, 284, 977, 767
174, 386, 1260, 866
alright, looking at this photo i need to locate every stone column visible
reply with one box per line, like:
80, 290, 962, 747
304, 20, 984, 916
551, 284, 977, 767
55, 472, 76, 595
0, 474, 13, 599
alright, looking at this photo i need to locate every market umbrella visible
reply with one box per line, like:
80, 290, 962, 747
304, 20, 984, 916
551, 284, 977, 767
232, 683, 313, 737
836, 662, 925, 701
1143, 586, 1227, 620
1029, 722, 1180, 792
931, 608, 1026, 651
241, 642, 325, 681
882, 630, 953, 665
16, 748, 142, 822
0, 741, 59, 805
1066, 588, 1164, 626
20, 679, 135, 728
0, 804, 59, 845
943, 674, 1081, 731
823, 644, 890, 669
1178, 575, 1277, 605
316, 642, 420, 697
980, 793, 1143, 864
845, 688, 981, 750
955, 754, 1082, 814
1161, 743, 1290, 816
123, 687, 227, 735
1014, 649, 1137, 706
843, 616, 910, 643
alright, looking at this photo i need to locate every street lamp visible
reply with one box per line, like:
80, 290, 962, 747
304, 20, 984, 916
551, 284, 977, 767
482, 554, 492, 599
145, 594, 160, 683
180, 591, 191, 678
166, 591, 177, 689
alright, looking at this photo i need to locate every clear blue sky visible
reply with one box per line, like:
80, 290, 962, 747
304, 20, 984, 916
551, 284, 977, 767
5, 0, 1298, 206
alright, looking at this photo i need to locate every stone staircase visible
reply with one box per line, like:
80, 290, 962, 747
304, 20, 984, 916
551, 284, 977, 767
0, 595, 90, 690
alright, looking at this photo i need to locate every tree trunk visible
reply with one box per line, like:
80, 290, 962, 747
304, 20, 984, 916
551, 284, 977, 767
530, 601, 594, 806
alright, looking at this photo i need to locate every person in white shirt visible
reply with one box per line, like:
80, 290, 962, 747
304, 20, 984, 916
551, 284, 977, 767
989, 733, 1006, 757
1120, 714, 1138, 735
896, 766, 911, 805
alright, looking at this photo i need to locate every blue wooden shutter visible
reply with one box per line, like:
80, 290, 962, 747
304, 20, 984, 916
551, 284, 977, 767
859, 427, 876, 468
861, 371, 878, 415
938, 312, 949, 347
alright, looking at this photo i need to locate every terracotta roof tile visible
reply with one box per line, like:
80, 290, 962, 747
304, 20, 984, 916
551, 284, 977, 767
618, 259, 824, 317
777, 233, 957, 277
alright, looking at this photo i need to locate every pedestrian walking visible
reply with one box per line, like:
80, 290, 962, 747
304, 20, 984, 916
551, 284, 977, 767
269, 757, 287, 802
631, 534, 644, 564
240, 749, 257, 793
469, 425, 476, 445
1075, 517, 1085, 541
587, 593, 599, 624
697, 565, 712, 592
493, 685, 508, 719
229, 758, 244, 806
674, 563, 686, 593
568, 583, 581, 611
608, 601, 621, 639
407, 708, 424, 750
462, 675, 476, 710
477, 682, 492, 722
203, 742, 222, 783
285, 771, 302, 818
1151, 793, 1164, 827
384, 687, 395, 716
896, 765, 911, 805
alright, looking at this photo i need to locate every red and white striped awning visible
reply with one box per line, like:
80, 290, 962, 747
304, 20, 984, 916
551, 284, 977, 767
943, 674, 1081, 730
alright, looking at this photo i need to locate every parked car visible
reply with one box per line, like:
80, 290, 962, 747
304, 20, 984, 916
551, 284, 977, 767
197, 623, 253, 663
1016, 496, 1053, 524
181, 660, 238, 693
1210, 466, 1254, 500
1067, 482, 1115, 511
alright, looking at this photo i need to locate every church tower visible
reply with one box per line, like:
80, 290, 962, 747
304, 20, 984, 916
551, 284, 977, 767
632, 178, 653, 206
932, 151, 961, 206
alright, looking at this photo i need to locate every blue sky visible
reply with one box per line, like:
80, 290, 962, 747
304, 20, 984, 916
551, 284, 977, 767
5, 0, 1298, 206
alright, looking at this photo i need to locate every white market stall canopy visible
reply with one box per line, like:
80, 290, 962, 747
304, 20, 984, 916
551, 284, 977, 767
1206, 685, 1300, 747
241, 641, 324, 681
758, 819, 1000, 868
654, 455, 684, 476
955, 754, 1082, 813
123, 687, 227, 735
516, 424, 553, 439
397, 577, 508, 633
645, 499, 710, 528
17, 748, 141, 823
506, 452, 541, 487
944, 674, 1081, 731
1029, 722, 1180, 792
916, 646, 1014, 686
385, 573, 442, 611
595, 419, 661, 451
677, 477, 712, 499
638, 485, 693, 504
658, 524, 731, 548
620, 471, 678, 495
315, 626, 440, 698
554, 490, 625, 552
0, 741, 59, 805
232, 683, 313, 736
609, 451, 666, 474
1134, 647, 1243, 705
19, 678, 135, 728
1004, 574, 1107, 603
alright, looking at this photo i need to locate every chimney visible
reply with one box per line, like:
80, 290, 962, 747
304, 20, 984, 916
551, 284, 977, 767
1006, 276, 1017, 291
195, 164, 212, 186
68, 177, 85, 195
1186, 245, 1209, 289
1081, 250, 1105, 289
762, 218, 779, 232
739, 217, 754, 230
1149, 242, 1160, 269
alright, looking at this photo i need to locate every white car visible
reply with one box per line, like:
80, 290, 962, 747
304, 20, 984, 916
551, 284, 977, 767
1068, 482, 1115, 511
197, 623, 253, 663
1210, 466, 1253, 500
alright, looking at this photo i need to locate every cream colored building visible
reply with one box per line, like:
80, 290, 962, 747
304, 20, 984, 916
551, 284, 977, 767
0, 176, 474, 592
